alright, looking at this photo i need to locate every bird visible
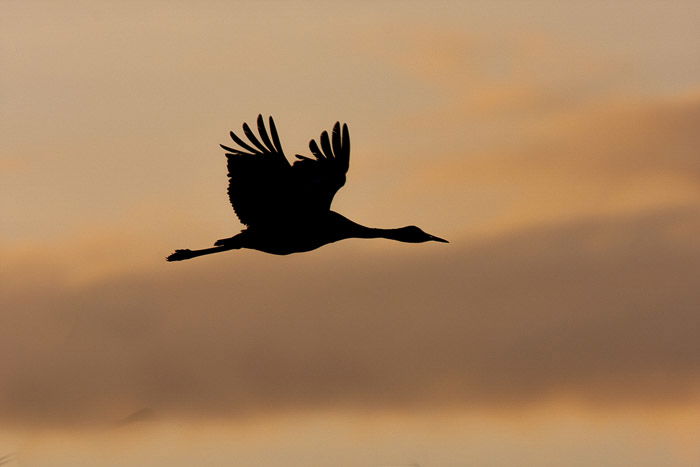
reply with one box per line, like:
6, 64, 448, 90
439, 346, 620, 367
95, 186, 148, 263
166, 115, 447, 261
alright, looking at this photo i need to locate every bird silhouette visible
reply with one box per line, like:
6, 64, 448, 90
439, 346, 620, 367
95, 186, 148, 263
167, 115, 447, 261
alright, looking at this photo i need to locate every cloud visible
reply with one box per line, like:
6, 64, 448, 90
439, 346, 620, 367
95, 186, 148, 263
373, 24, 636, 132
385, 91, 700, 240
3, 4, 700, 430
343, 23, 700, 237
2, 205, 699, 426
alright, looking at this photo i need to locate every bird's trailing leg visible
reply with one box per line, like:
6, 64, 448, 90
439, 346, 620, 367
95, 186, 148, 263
166, 241, 241, 262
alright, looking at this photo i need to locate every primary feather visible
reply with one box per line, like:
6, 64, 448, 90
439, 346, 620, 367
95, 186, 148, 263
220, 115, 350, 227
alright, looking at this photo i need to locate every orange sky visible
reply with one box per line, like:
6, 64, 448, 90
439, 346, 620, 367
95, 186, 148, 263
2, 1, 700, 465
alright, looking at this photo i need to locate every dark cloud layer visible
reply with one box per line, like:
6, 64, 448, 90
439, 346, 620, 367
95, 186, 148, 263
2, 205, 699, 425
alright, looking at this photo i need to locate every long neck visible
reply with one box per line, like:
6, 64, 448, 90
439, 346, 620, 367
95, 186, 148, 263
347, 224, 407, 241
329, 212, 409, 242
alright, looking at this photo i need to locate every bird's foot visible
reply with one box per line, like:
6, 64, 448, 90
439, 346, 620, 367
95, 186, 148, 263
166, 249, 193, 262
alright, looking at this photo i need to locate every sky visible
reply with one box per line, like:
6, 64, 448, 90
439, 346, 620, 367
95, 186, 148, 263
2, 1, 700, 465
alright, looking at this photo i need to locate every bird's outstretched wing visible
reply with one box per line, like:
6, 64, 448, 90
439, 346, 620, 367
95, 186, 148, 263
221, 116, 350, 227
291, 121, 350, 213
220, 115, 291, 226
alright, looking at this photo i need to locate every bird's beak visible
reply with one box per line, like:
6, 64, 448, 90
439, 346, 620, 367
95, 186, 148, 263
428, 234, 449, 243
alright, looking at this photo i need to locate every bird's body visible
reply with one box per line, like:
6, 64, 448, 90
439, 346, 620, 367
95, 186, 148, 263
167, 116, 446, 261
219, 211, 356, 255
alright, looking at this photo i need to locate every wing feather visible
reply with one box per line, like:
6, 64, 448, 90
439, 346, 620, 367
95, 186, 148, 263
268, 116, 284, 153
228, 130, 260, 154
320, 131, 333, 159
242, 122, 269, 153
222, 116, 291, 226
342, 124, 349, 156
331, 122, 342, 158
340, 123, 350, 171
291, 121, 352, 212
256, 114, 276, 153
221, 116, 352, 226
309, 139, 326, 160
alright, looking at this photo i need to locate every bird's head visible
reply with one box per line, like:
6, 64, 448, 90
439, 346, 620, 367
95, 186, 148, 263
396, 226, 449, 243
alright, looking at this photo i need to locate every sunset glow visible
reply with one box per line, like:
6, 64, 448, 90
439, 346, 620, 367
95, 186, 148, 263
2, 1, 699, 465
